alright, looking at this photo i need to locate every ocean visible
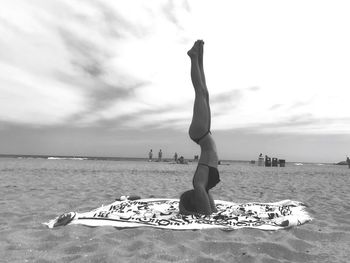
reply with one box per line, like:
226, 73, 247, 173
0, 156, 349, 263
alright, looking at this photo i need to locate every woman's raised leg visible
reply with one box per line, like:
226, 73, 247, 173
188, 40, 210, 141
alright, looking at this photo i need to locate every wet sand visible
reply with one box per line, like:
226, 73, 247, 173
1, 158, 349, 262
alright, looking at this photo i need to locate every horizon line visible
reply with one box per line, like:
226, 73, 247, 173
0, 153, 339, 164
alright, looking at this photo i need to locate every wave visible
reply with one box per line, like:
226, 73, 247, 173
47, 157, 88, 161
294, 163, 303, 166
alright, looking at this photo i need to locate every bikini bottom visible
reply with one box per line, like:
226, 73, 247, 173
193, 164, 220, 192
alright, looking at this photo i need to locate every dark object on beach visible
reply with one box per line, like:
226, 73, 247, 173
279, 159, 286, 167
335, 161, 348, 165
265, 156, 271, 167
177, 156, 187, 164
336, 157, 350, 166
272, 158, 278, 167
250, 160, 256, 164
260, 154, 285, 167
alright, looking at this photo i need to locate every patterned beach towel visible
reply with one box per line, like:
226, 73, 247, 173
44, 197, 312, 231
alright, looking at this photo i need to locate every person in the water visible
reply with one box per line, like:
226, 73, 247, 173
179, 40, 220, 215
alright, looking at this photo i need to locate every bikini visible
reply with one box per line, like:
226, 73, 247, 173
192, 164, 220, 192
191, 131, 220, 191
190, 130, 211, 145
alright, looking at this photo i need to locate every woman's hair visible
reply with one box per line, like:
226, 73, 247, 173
180, 190, 196, 212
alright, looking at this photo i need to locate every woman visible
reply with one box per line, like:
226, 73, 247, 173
179, 40, 220, 215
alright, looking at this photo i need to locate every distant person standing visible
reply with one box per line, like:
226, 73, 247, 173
158, 149, 163, 162
347, 156, 350, 168
174, 152, 178, 162
258, 153, 264, 166
148, 149, 153, 162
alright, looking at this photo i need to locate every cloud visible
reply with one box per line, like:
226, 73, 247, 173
57, 28, 108, 77
242, 114, 350, 134
87, 100, 192, 131
288, 100, 312, 110
0, 0, 167, 127
162, 0, 191, 30
56, 26, 149, 118
211, 89, 244, 116
0, 62, 84, 126
91, 0, 151, 38
1, 0, 350, 137
211, 89, 243, 105
269, 104, 283, 110
248, 86, 261, 92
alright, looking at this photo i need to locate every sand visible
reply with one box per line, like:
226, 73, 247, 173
0, 158, 349, 262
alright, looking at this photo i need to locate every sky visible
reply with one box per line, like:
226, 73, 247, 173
1, 0, 350, 163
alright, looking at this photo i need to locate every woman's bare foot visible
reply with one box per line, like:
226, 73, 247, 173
187, 40, 201, 58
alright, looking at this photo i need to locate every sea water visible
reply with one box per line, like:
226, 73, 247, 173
0, 157, 349, 262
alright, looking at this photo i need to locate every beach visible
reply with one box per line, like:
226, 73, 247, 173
0, 157, 349, 263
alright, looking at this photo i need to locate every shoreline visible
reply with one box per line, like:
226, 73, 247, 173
0, 153, 337, 165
